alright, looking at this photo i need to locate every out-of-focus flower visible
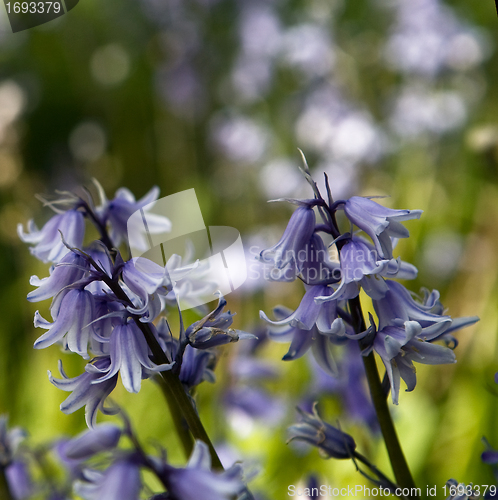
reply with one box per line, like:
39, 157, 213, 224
0, 417, 31, 500
98, 185, 171, 250
4, 460, 32, 500
0, 416, 26, 466
178, 345, 216, 389
63, 424, 122, 460
384, 0, 486, 77
159, 441, 246, 500
75, 456, 142, 500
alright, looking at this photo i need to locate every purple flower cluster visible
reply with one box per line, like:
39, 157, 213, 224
17, 183, 254, 499
19, 184, 252, 427
1, 416, 247, 500
259, 172, 478, 405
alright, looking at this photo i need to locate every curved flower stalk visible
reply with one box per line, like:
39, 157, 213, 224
258, 161, 479, 498
288, 404, 398, 494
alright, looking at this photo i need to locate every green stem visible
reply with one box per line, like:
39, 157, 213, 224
160, 369, 223, 470
156, 377, 194, 460
104, 277, 224, 470
0, 467, 13, 500
82, 201, 223, 470
348, 297, 419, 499
352, 450, 400, 493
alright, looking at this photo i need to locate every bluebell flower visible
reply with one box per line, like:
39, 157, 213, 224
261, 285, 344, 334
483, 451, 498, 470
88, 298, 120, 356
314, 238, 392, 303
415, 287, 479, 348
481, 438, 498, 493
97, 185, 171, 250
186, 294, 256, 349
267, 314, 339, 376
27, 251, 89, 303
74, 455, 142, 500
178, 345, 216, 389
18, 209, 85, 263
224, 385, 286, 424
0, 416, 26, 466
63, 424, 122, 460
315, 237, 418, 304
299, 233, 340, 285
305, 476, 320, 500
369, 280, 478, 403
373, 280, 478, 341
54, 438, 87, 481
0, 416, 31, 500
121, 258, 168, 322
342, 196, 422, 259
260, 205, 316, 281
287, 404, 356, 459
307, 342, 378, 432
159, 441, 246, 500
372, 321, 456, 404
49, 358, 119, 428
33, 289, 97, 359
4, 460, 32, 500
90, 319, 174, 393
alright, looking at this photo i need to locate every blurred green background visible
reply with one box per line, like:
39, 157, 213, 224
0, 0, 497, 498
